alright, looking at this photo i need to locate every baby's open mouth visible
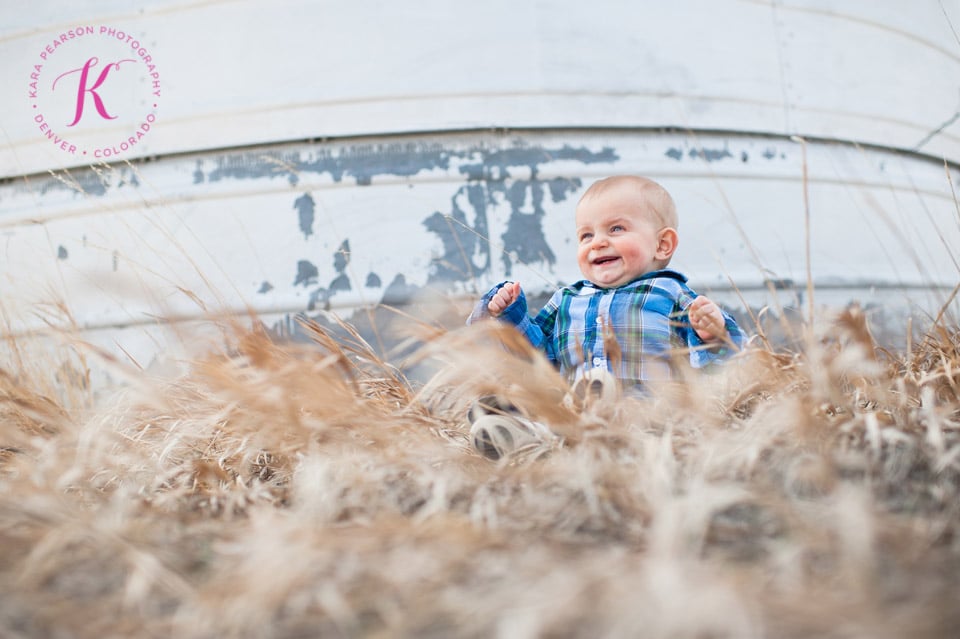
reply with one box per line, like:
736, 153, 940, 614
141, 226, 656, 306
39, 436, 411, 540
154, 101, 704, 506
593, 256, 619, 265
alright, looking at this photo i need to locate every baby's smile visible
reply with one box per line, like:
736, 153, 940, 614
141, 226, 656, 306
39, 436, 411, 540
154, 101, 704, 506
593, 255, 619, 265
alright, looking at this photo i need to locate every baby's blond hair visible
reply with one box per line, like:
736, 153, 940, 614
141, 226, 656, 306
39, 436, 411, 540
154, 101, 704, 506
578, 175, 678, 229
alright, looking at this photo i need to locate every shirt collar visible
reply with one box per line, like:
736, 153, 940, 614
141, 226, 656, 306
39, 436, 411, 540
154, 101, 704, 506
575, 269, 688, 290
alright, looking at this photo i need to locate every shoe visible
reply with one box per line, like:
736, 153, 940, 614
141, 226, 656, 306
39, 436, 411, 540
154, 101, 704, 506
469, 414, 551, 460
571, 367, 620, 405
467, 395, 519, 424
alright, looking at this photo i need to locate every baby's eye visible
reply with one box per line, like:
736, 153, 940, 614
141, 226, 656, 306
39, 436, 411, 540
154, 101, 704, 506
610, 224, 625, 233
579, 233, 593, 243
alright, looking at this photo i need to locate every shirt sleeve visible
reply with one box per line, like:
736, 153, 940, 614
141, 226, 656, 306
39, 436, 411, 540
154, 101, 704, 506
466, 282, 554, 359
676, 292, 748, 369
466, 283, 506, 325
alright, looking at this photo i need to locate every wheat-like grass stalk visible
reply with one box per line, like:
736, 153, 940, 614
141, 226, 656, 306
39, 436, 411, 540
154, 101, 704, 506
1, 301, 960, 638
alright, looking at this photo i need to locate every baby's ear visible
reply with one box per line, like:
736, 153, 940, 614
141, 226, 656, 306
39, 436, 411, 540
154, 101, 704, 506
655, 227, 679, 261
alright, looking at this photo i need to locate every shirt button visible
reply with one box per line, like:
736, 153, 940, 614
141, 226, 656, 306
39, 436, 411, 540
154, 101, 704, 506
593, 357, 602, 366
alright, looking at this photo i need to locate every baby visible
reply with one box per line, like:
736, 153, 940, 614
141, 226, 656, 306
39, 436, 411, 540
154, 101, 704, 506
469, 174, 746, 398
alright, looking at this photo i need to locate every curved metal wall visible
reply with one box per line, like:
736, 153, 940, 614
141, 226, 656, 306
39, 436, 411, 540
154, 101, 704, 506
2, 1, 958, 175
1, 1, 959, 373
2, 130, 957, 356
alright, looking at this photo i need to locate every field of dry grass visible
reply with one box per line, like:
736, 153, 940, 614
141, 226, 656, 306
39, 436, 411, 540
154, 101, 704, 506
2, 303, 960, 638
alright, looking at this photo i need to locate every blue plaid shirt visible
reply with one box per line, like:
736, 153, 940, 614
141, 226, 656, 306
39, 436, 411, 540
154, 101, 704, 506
468, 269, 746, 387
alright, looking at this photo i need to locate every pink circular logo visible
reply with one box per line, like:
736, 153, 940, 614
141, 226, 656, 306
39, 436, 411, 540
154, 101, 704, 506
28, 25, 160, 160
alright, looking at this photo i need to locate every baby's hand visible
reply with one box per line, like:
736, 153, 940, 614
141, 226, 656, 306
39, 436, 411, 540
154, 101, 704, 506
488, 281, 521, 317
688, 295, 728, 342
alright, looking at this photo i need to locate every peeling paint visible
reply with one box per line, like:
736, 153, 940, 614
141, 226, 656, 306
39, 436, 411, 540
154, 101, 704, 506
57, 245, 67, 259
329, 274, 350, 294
189, 141, 617, 196
419, 145, 612, 284
456, 144, 617, 182
667, 146, 738, 163
198, 142, 456, 187
293, 260, 318, 287
8, 164, 142, 200
689, 146, 733, 162
422, 201, 480, 283
305, 239, 353, 311
380, 273, 419, 305
500, 179, 564, 276
258, 281, 273, 293
365, 273, 381, 288
333, 239, 350, 273
294, 193, 315, 239
11, 141, 616, 223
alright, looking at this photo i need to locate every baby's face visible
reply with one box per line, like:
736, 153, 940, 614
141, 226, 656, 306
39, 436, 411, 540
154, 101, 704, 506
575, 186, 665, 288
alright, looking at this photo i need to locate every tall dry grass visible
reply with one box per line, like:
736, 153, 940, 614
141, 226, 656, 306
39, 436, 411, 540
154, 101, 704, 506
1, 305, 959, 638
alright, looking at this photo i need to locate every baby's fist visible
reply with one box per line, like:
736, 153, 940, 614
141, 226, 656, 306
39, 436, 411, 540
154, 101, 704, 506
688, 295, 728, 342
488, 281, 521, 317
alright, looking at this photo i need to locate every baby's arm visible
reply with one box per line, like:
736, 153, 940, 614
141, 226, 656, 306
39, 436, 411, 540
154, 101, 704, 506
688, 295, 729, 342
488, 281, 522, 317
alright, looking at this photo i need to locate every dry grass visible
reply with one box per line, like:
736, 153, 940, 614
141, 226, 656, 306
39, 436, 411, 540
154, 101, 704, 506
2, 306, 960, 639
